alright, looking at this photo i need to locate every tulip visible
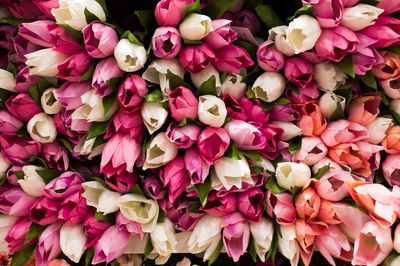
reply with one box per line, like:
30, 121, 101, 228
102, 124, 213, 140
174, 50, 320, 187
224, 119, 265, 150
51, 0, 106, 30
56, 81, 91, 111
92, 226, 131, 264
143, 132, 178, 169
268, 26, 295, 56
365, 116, 394, 144
295, 187, 321, 220
6, 166, 22, 186
214, 154, 252, 190
285, 57, 313, 88
394, 224, 400, 253
34, 223, 61, 266
179, 13, 212, 41
25, 48, 68, 77
380, 76, 400, 99
276, 162, 311, 191
360, 16, 400, 48
117, 75, 148, 112
342, 4, 383, 31
237, 188, 264, 222
315, 169, 355, 201
383, 155, 400, 186
200, 191, 236, 216
73, 135, 105, 160
313, 62, 347, 92
33, 0, 59, 18
160, 156, 189, 203
82, 210, 110, 248
81, 181, 108, 208
60, 224, 86, 263
278, 224, 300, 266
92, 57, 124, 97
320, 119, 369, 147
72, 90, 118, 122
105, 109, 145, 140
0, 215, 17, 252
258, 124, 284, 160
353, 33, 384, 75
152, 27, 182, 59
114, 39, 147, 72
318, 92, 346, 120
213, 44, 254, 74
17, 20, 53, 47
269, 104, 299, 122
143, 175, 165, 200
220, 73, 247, 100
222, 212, 250, 262
18, 165, 46, 197
391, 99, 400, 118
265, 191, 296, 225
197, 127, 230, 165
0, 153, 9, 177
155, 0, 187, 27
5, 217, 33, 253
382, 126, 400, 154
5, 93, 41, 123
249, 217, 273, 262
29, 197, 60, 225
83, 22, 118, 58
312, 0, 344, 28
40, 88, 63, 115
0, 133, 41, 165
178, 43, 215, 74
168, 86, 198, 123
232, 10, 260, 35
140, 101, 168, 134
116, 212, 144, 238
43, 172, 83, 200
27, 113, 57, 144
204, 19, 237, 50
151, 218, 177, 258
58, 192, 90, 225
198, 95, 227, 127
257, 40, 285, 72
166, 123, 201, 149
0, 185, 36, 216
293, 137, 328, 166
182, 146, 209, 184
0, 70, 15, 92
47, 23, 84, 55
251, 72, 286, 102
57, 51, 91, 82
0, 110, 23, 134
13, 34, 42, 62
190, 65, 221, 91
295, 101, 327, 136
117, 194, 159, 233
286, 82, 320, 104
287, 15, 322, 54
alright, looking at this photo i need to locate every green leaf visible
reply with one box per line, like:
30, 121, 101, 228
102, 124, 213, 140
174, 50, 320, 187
79, 60, 97, 81
286, 5, 314, 22
358, 70, 377, 90
84, 7, 100, 24
335, 83, 352, 107
188, 200, 202, 213
59, 138, 73, 153
233, 40, 258, 62
197, 76, 218, 96
157, 208, 165, 223
387, 45, 400, 56
183, 39, 202, 45
25, 223, 46, 245
255, 5, 283, 28
202, 0, 235, 19
250, 166, 263, 174
144, 235, 154, 261
329, 101, 345, 121
241, 150, 262, 163
57, 23, 83, 43
85, 247, 95, 266
241, 67, 263, 86
207, 239, 223, 266
92, 136, 108, 151
10, 244, 35, 266
134, 10, 154, 36
246, 87, 255, 99
92, 176, 111, 190
106, 77, 123, 91
359, 0, 381, 5
27, 156, 48, 169
94, 211, 115, 224
335, 54, 355, 78
247, 237, 257, 262
184, 0, 201, 18
103, 93, 117, 118
220, 72, 229, 84
121, 30, 143, 46
195, 176, 212, 207
260, 101, 275, 112
0, 88, 15, 103
381, 91, 390, 106
35, 169, 62, 183
167, 70, 192, 90
0, 174, 6, 187
314, 164, 330, 180
7, 62, 17, 76
88, 121, 109, 139
383, 253, 400, 266
178, 117, 204, 127
265, 176, 286, 193
289, 136, 302, 155
275, 97, 291, 105
14, 171, 25, 180
390, 106, 400, 124
225, 143, 241, 160
0, 17, 34, 27
127, 184, 145, 196
144, 89, 163, 102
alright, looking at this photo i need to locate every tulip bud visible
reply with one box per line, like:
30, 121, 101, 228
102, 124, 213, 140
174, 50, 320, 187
342, 4, 383, 31
365, 117, 394, 144
198, 95, 227, 127
143, 132, 178, 169
83, 22, 118, 58
81, 181, 108, 209
151, 218, 177, 258
179, 13, 212, 41
287, 15, 322, 54
114, 39, 147, 72
152, 27, 182, 59
155, 0, 187, 27
383, 154, 400, 186
140, 101, 168, 134
19, 165, 46, 197
268, 26, 295, 57
311, 157, 342, 174
257, 40, 285, 72
277, 224, 300, 266
191, 65, 221, 90
27, 113, 57, 143
72, 90, 118, 122
25, 48, 68, 77
178, 43, 215, 74
314, 62, 347, 92
251, 72, 286, 102
51, 0, 106, 31
204, 19, 237, 50
293, 137, 328, 166
41, 88, 63, 115
60, 224, 87, 263
0, 69, 15, 92
97, 190, 121, 215
219, 73, 246, 100
275, 162, 311, 191
319, 92, 346, 120
214, 154, 253, 190
269, 121, 301, 141
249, 217, 273, 262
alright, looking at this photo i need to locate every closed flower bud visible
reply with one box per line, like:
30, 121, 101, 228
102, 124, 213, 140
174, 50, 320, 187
276, 162, 311, 191
314, 62, 347, 92
97, 190, 121, 215
293, 137, 328, 166
365, 117, 394, 144
151, 218, 177, 258
41, 88, 63, 115
191, 65, 221, 90
82, 181, 108, 209
0, 69, 15, 92
25, 48, 68, 77
287, 15, 322, 54
83, 22, 118, 58
198, 95, 227, 127
0, 215, 17, 252
155, 0, 187, 27
60, 224, 87, 263
268, 26, 295, 57
257, 40, 285, 72
342, 4, 383, 31
19, 165, 46, 197
179, 13, 212, 41
269, 121, 301, 141
249, 217, 273, 262
72, 90, 118, 122
278, 224, 300, 266
27, 113, 57, 143
114, 39, 147, 72
219, 73, 246, 100
140, 101, 168, 134
143, 132, 178, 169
251, 72, 286, 102
319, 92, 346, 120
214, 154, 253, 190
152, 27, 182, 59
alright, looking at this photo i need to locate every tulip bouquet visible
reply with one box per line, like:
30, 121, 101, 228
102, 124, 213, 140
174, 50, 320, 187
0, 0, 400, 265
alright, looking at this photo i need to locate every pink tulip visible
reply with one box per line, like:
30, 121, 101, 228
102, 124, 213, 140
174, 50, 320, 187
92, 57, 124, 97
53, 110, 83, 145
224, 119, 266, 150
0, 133, 41, 165
184, 146, 210, 184
15, 67, 39, 93
13, 34, 42, 62
200, 191, 237, 216
6, 166, 22, 186
0, 185, 36, 216
178, 43, 216, 74
42, 142, 69, 171
5, 216, 34, 253
382, 126, 400, 154
320, 119, 369, 147
295, 187, 321, 220
34, 223, 62, 266
0, 25, 16, 50
293, 137, 328, 166
105, 109, 145, 140
266, 191, 296, 225
47, 23, 83, 55
222, 212, 250, 262
237, 188, 264, 222
0, 110, 23, 134
378, 0, 400, 15
353, 33, 384, 75
380, 76, 400, 99
152, 27, 182, 59
155, 0, 187, 27
0, 0, 42, 18
269, 104, 299, 122
33, 0, 59, 19
92, 226, 131, 264
360, 16, 400, 48
259, 123, 284, 160
5, 93, 41, 122
105, 169, 139, 195
116, 212, 144, 239
213, 44, 254, 74
143, 175, 165, 200
83, 22, 119, 58
315, 169, 355, 201
312, 0, 344, 28
232, 10, 260, 35
48, 259, 69, 266
56, 81, 91, 111
204, 19, 237, 50
160, 156, 190, 203
284, 57, 314, 88
168, 86, 198, 122
317, 199, 341, 225
197, 127, 230, 165
239, 97, 269, 123
83, 210, 111, 248
257, 40, 285, 72
57, 51, 91, 82
166, 123, 201, 149
222, 94, 248, 121
348, 95, 381, 126
295, 219, 318, 266
43, 172, 84, 200
372, 51, 400, 80
117, 75, 148, 112
29, 197, 60, 226
315, 26, 359, 62
58, 192, 90, 225
383, 154, 400, 186
286, 82, 320, 104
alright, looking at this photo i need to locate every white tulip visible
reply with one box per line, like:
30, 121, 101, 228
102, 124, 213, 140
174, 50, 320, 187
114, 39, 147, 72
117, 194, 159, 232
188, 215, 222, 261
388, 256, 400, 266
342, 4, 383, 31
249, 217, 273, 262
287, 15, 322, 54
97, 190, 121, 215
269, 121, 301, 141
314, 62, 347, 92
81, 181, 108, 208
268, 26, 295, 57
365, 116, 394, 144
390, 99, 400, 117
151, 218, 177, 258
278, 224, 300, 266
318, 92, 346, 120
0, 153, 10, 176
73, 135, 105, 159
0, 69, 15, 92
210, 169, 224, 191
142, 59, 185, 99
143, 132, 178, 170
250, 155, 275, 176
275, 162, 311, 191
179, 13, 212, 41
60, 224, 87, 263
27, 113, 57, 143
72, 90, 118, 122
140, 101, 168, 134
0, 215, 17, 252
41, 88, 64, 115
52, 0, 106, 30
252, 72, 286, 102
191, 65, 221, 90
198, 95, 227, 127
19, 165, 46, 197
214, 154, 253, 190
219, 73, 247, 100
25, 48, 68, 77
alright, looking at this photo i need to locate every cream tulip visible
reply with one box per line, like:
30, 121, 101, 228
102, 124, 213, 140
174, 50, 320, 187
143, 132, 178, 169
19, 165, 46, 197
287, 15, 322, 54
214, 154, 253, 190
179, 13, 212, 41
140, 101, 168, 134
275, 162, 311, 191
60, 224, 87, 263
198, 95, 227, 127
25, 48, 68, 77
251, 72, 286, 102
114, 39, 147, 72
